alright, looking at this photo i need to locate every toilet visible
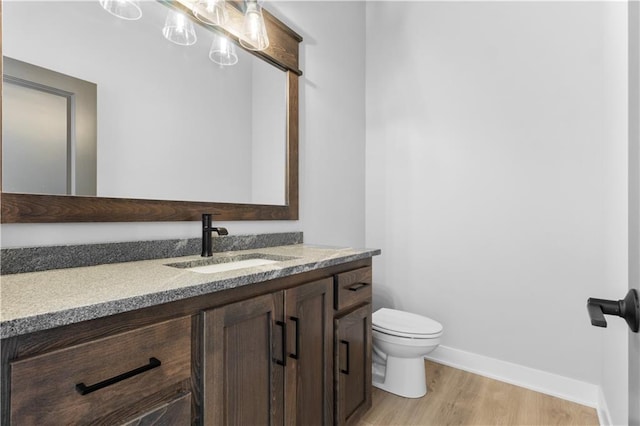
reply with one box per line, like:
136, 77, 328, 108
372, 308, 443, 398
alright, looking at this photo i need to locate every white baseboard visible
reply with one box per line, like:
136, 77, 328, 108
425, 345, 599, 409
597, 386, 613, 426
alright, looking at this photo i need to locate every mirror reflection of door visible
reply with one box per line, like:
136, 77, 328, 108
4, 78, 72, 195
2, 57, 97, 196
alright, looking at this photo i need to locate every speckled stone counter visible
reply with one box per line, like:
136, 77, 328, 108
1, 232, 303, 275
0, 244, 380, 339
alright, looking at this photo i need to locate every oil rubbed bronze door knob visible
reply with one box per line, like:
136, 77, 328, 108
587, 289, 639, 333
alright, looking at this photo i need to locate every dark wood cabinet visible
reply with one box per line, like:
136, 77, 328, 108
122, 392, 191, 426
202, 292, 285, 425
202, 278, 333, 426
334, 304, 372, 426
9, 317, 192, 425
284, 278, 334, 426
334, 268, 373, 426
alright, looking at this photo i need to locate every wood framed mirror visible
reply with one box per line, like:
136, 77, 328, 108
0, 0, 301, 223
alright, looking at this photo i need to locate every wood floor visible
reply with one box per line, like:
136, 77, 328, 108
358, 361, 599, 426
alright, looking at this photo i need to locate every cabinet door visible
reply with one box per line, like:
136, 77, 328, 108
203, 292, 285, 426
284, 278, 333, 426
334, 303, 372, 426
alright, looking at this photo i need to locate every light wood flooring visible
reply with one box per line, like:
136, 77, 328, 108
358, 360, 599, 426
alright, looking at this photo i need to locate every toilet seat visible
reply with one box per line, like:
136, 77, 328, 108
373, 308, 443, 338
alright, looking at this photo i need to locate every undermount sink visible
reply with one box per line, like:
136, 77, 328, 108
187, 258, 280, 274
166, 253, 297, 274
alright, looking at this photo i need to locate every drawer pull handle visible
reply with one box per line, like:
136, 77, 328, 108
75, 357, 161, 395
347, 283, 369, 292
340, 340, 350, 375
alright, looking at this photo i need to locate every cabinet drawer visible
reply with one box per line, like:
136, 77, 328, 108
122, 391, 191, 426
334, 267, 372, 311
10, 316, 191, 425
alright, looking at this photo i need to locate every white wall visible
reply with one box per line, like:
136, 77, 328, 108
366, 1, 627, 410
0, 1, 367, 249
269, 1, 366, 247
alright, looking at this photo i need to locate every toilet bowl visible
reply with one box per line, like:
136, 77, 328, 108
372, 308, 443, 398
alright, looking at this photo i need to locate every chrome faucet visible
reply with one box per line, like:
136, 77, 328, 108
201, 213, 228, 257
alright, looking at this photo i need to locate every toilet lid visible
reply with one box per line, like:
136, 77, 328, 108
372, 308, 443, 337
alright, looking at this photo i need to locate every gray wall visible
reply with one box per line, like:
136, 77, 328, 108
365, 1, 628, 418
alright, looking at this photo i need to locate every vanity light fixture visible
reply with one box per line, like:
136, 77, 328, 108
192, 0, 228, 27
98, 0, 142, 20
162, 9, 197, 46
209, 33, 238, 66
102, 0, 270, 62
239, 0, 269, 51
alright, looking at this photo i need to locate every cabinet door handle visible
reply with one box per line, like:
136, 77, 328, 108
347, 283, 369, 292
275, 320, 287, 366
289, 316, 300, 360
75, 357, 161, 396
340, 340, 350, 375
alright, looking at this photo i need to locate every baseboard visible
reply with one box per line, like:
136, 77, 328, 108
597, 386, 613, 426
425, 345, 599, 409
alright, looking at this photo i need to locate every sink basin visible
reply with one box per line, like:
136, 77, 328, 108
186, 258, 280, 274
166, 253, 297, 274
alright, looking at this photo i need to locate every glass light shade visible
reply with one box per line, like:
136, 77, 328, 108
99, 0, 142, 20
239, 0, 269, 51
162, 10, 197, 46
209, 34, 238, 66
193, 0, 228, 26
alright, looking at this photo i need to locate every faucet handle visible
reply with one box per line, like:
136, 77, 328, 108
212, 227, 228, 236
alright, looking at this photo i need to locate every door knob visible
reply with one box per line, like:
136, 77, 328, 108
587, 289, 639, 333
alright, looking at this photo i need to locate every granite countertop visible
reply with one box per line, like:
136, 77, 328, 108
0, 244, 380, 339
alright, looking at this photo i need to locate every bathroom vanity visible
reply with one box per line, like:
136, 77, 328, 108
0, 244, 378, 425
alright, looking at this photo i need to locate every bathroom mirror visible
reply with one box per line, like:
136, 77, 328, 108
0, 0, 302, 222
